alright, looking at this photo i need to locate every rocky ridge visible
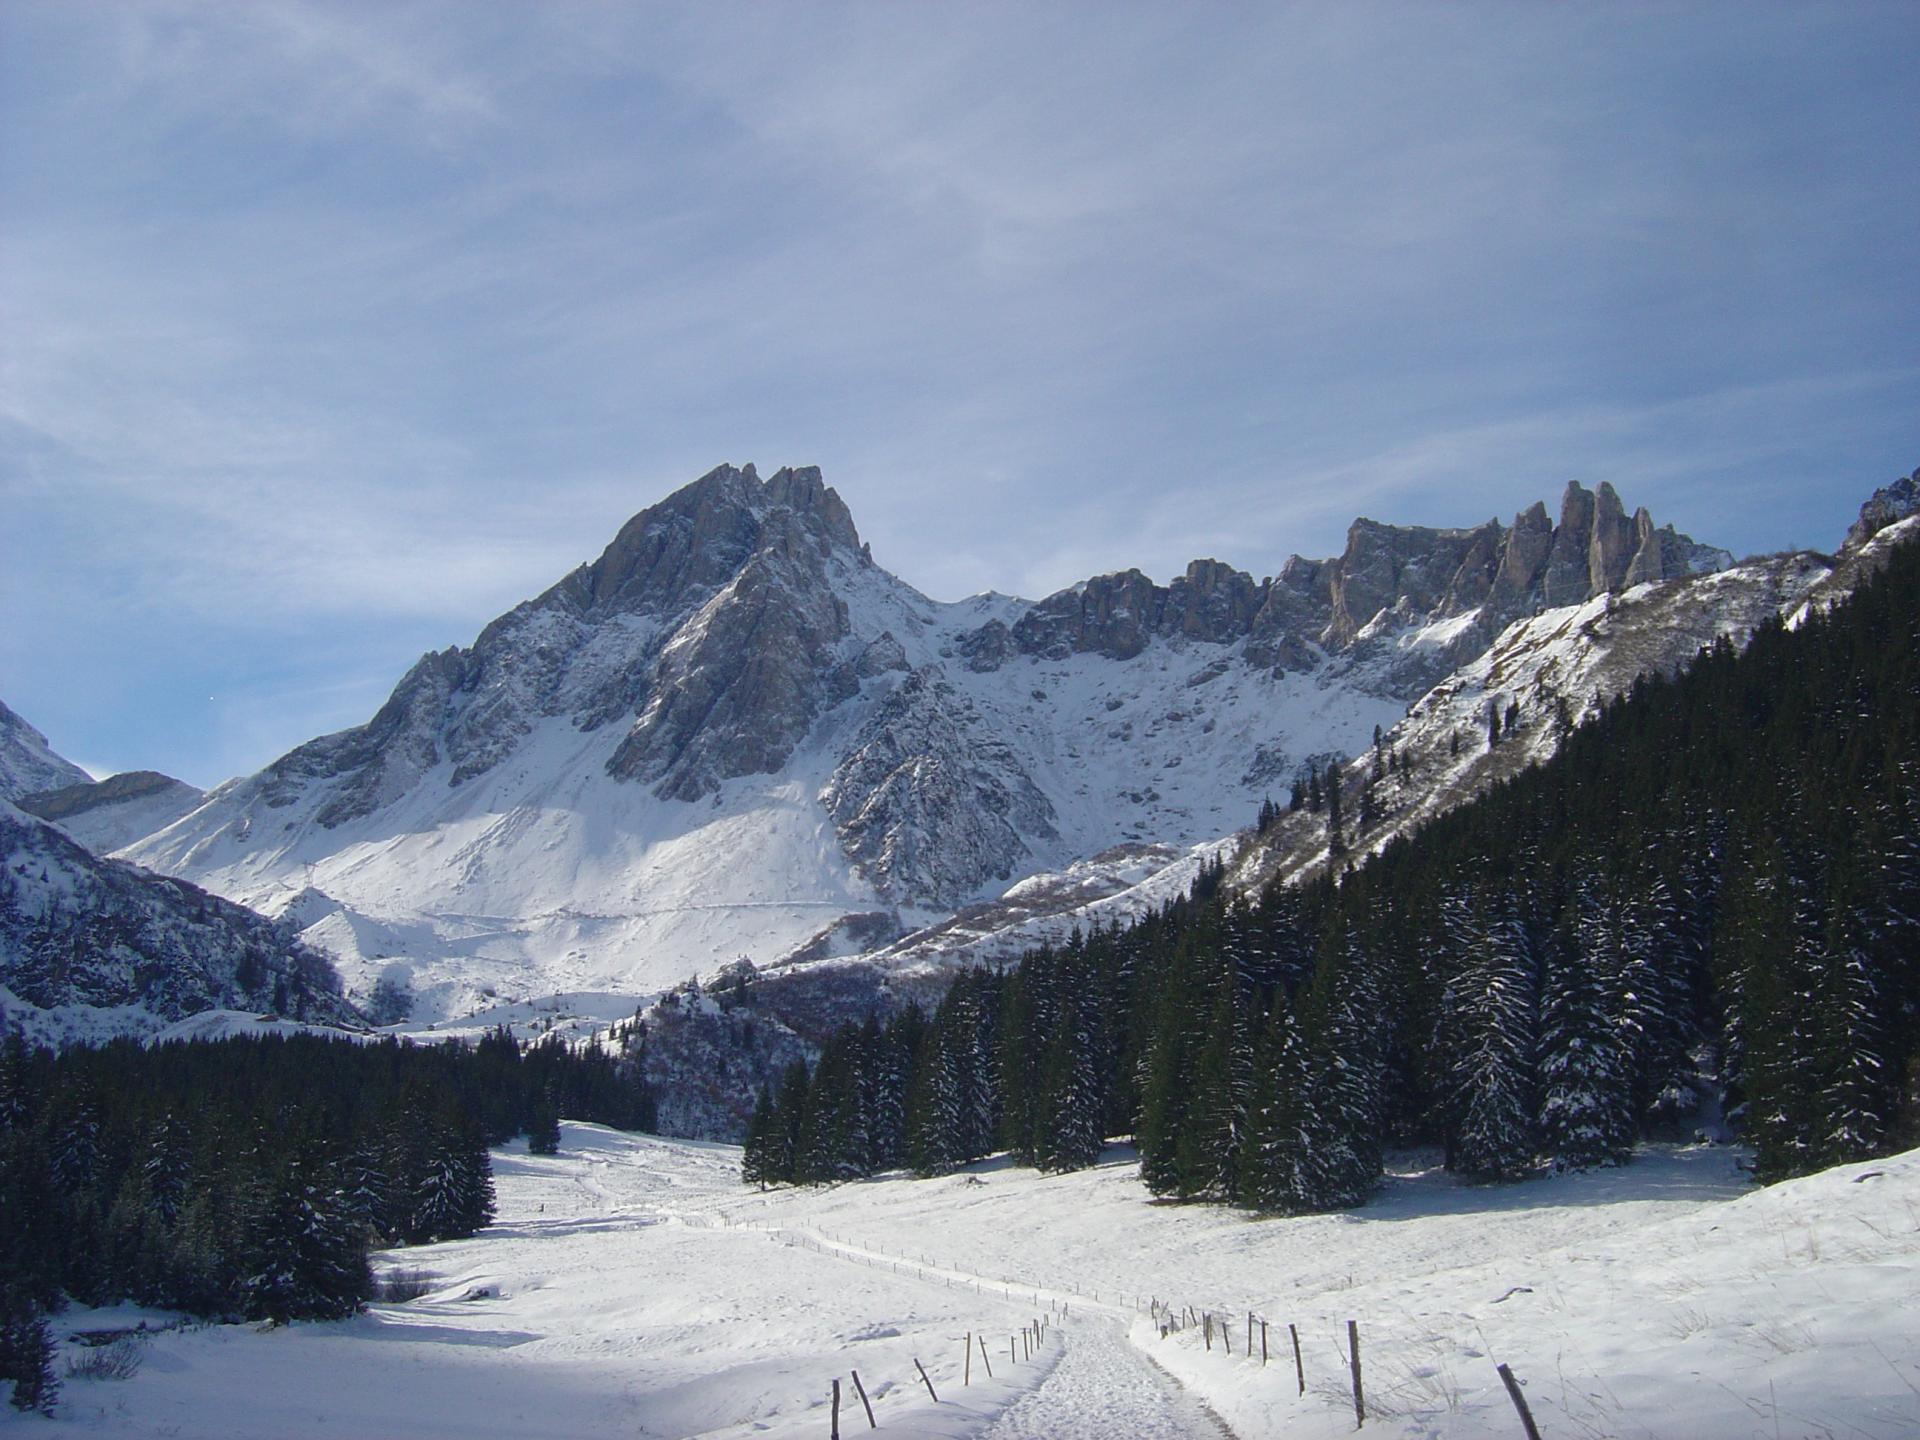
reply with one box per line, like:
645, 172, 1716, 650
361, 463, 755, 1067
0, 800, 356, 1044
0, 699, 91, 802
18, 769, 205, 855
984, 479, 1729, 699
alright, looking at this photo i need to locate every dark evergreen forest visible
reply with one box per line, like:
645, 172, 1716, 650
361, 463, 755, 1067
0, 1027, 654, 1410
744, 541, 1920, 1210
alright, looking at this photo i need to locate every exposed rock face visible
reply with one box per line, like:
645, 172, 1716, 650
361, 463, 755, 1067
246, 463, 873, 823
609, 504, 858, 800
1846, 467, 1920, 549
976, 479, 1726, 699
1542, 481, 1600, 606
0, 700, 91, 802
821, 669, 1057, 908
0, 801, 355, 1037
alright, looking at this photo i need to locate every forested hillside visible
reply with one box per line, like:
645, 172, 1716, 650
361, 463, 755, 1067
745, 537, 1920, 1203
0, 1028, 656, 1409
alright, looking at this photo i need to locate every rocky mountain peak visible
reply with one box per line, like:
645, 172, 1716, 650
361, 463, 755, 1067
1845, 465, 1920, 550
573, 462, 863, 619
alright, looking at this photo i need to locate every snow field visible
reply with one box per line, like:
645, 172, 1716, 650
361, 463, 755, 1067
25, 1128, 1065, 1439
692, 1143, 1920, 1440
24, 1130, 1920, 1439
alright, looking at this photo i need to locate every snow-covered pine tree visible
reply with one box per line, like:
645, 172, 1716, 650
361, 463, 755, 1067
1135, 927, 1213, 1197
141, 1111, 192, 1225
527, 1086, 562, 1156
1810, 892, 1888, 1169
1437, 886, 1538, 1182
1298, 917, 1386, 1208
1538, 909, 1633, 1171
243, 1148, 372, 1323
0, 1288, 58, 1414
409, 1124, 494, 1242
1175, 967, 1251, 1199
740, 1084, 780, 1186
1238, 992, 1312, 1212
1615, 869, 1701, 1126
1036, 987, 1104, 1173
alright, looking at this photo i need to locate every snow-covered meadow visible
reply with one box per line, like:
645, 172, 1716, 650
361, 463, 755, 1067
21, 1129, 1920, 1439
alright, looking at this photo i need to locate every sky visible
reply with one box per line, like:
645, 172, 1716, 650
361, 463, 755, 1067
3, 2, 1916, 787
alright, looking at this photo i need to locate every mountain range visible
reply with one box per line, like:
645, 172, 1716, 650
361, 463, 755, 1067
4, 461, 1916, 1080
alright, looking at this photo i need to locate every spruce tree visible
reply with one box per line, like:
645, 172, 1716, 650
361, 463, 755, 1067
1238, 994, 1312, 1212
1438, 889, 1538, 1181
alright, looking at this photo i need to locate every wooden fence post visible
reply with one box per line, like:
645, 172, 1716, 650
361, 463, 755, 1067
1247, 1312, 1253, 1357
1496, 1362, 1542, 1440
1290, 1323, 1304, 1396
964, 1332, 972, 1386
1260, 1319, 1268, 1367
1203, 1313, 1213, 1350
915, 1357, 939, 1403
979, 1333, 993, 1379
850, 1370, 876, 1430
1348, 1320, 1365, 1428
831, 1377, 841, 1440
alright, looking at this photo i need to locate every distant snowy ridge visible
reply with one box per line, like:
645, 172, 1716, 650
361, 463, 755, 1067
16, 768, 205, 854
0, 698, 91, 801
0, 800, 358, 1045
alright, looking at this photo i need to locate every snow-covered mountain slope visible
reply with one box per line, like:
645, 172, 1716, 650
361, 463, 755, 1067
16, 769, 205, 854
0, 698, 91, 801
118, 462, 1726, 1021
0, 800, 357, 1045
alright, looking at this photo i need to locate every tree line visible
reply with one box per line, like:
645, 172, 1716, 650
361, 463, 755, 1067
0, 1026, 656, 1411
744, 541, 1920, 1209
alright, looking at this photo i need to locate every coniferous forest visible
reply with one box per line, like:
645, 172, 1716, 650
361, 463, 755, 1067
744, 541, 1920, 1208
0, 1028, 654, 1410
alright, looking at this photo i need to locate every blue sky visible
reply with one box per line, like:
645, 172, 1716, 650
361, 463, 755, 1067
3, 2, 1916, 787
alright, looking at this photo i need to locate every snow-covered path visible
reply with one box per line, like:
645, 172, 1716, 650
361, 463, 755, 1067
984, 1314, 1231, 1440
29, 1130, 1919, 1439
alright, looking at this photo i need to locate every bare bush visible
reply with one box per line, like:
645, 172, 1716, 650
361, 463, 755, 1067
66, 1335, 146, 1381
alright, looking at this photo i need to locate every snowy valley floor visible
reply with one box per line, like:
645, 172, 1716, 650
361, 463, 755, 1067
19, 1130, 1920, 1439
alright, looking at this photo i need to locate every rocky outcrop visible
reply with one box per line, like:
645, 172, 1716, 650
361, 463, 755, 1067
986, 479, 1724, 699
1846, 466, 1920, 550
821, 669, 1057, 908
609, 506, 858, 799
232, 463, 877, 822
